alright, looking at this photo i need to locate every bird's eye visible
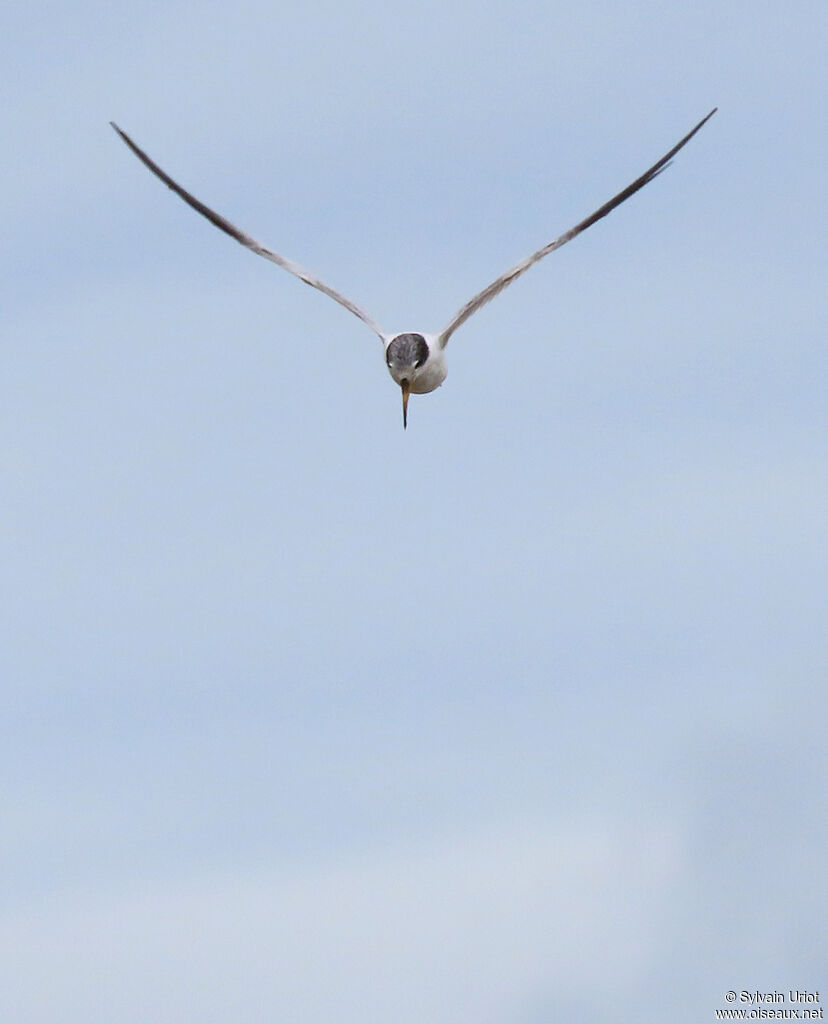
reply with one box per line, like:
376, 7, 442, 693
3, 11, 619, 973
414, 354, 427, 369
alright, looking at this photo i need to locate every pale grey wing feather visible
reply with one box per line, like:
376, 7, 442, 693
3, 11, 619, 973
437, 108, 717, 348
111, 123, 385, 341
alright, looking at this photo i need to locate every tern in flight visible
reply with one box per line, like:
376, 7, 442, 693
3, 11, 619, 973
111, 109, 715, 427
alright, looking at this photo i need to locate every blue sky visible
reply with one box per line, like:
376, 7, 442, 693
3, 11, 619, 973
2, 1, 826, 1021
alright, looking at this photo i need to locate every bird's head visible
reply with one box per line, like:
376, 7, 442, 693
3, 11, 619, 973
384, 332, 432, 428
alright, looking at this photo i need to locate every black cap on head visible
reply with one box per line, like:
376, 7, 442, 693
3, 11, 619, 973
386, 333, 429, 370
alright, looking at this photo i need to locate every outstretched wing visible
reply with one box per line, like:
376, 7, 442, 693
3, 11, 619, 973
111, 123, 385, 341
437, 108, 716, 348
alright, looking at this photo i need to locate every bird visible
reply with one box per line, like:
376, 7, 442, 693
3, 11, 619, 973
111, 109, 716, 428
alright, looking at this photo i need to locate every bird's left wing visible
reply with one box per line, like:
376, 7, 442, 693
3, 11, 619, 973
436, 108, 716, 348
111, 123, 386, 341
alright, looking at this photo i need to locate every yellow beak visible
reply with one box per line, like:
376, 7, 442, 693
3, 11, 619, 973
401, 380, 411, 429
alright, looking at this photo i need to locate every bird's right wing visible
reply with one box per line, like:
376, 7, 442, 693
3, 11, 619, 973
436, 108, 717, 348
111, 123, 386, 341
